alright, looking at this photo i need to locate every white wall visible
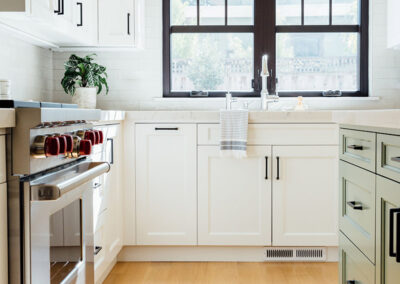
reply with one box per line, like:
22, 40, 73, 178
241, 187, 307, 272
0, 28, 53, 102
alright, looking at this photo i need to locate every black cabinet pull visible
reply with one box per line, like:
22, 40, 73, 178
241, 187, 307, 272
107, 138, 114, 165
58, 0, 64, 15
391, 157, 400, 163
389, 208, 400, 259
127, 13, 131, 35
54, 0, 61, 13
346, 281, 356, 284
347, 145, 364, 150
94, 246, 102, 255
276, 157, 280, 180
155, 127, 179, 131
397, 211, 400, 263
265, 157, 268, 180
77, 2, 83, 27
347, 201, 363, 211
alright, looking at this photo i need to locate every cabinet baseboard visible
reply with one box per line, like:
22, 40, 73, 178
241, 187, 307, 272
117, 246, 339, 262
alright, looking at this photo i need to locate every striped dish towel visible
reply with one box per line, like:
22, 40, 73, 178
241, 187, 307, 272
220, 110, 249, 158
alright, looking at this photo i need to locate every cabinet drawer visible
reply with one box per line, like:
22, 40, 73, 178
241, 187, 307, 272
377, 134, 400, 183
340, 161, 376, 263
0, 135, 6, 184
340, 129, 376, 172
339, 233, 375, 284
198, 124, 338, 145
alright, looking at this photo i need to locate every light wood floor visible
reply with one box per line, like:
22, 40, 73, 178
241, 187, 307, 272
104, 262, 338, 284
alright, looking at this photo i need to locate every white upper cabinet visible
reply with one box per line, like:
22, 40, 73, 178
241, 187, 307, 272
136, 124, 197, 245
198, 146, 272, 246
272, 146, 339, 246
98, 0, 135, 46
387, 0, 400, 49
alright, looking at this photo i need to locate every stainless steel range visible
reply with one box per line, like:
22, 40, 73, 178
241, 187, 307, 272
6, 107, 110, 284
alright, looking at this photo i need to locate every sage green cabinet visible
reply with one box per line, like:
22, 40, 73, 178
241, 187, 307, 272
339, 233, 375, 284
377, 134, 400, 183
376, 176, 400, 284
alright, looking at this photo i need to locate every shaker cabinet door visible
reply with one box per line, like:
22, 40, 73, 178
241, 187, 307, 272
136, 124, 197, 245
197, 146, 272, 246
272, 146, 339, 246
376, 176, 400, 284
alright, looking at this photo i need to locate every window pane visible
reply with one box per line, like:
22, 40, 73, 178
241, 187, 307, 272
276, 33, 359, 91
200, 0, 225, 25
228, 0, 254, 25
304, 0, 329, 25
171, 0, 197, 25
332, 0, 359, 25
276, 0, 302, 25
171, 33, 254, 92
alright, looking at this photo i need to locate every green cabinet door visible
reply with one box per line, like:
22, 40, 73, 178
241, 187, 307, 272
376, 176, 400, 284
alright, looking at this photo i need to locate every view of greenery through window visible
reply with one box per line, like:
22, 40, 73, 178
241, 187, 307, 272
170, 0, 360, 93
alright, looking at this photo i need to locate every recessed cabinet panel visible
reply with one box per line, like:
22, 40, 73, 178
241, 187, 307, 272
376, 176, 400, 284
197, 146, 272, 246
0, 135, 6, 184
339, 233, 375, 284
339, 161, 376, 263
273, 146, 339, 246
136, 124, 197, 245
0, 183, 7, 284
340, 129, 376, 172
98, 0, 135, 46
377, 134, 400, 183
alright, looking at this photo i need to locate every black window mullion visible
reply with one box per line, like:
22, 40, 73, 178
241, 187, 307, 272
329, 0, 333, 25
301, 0, 305, 25
197, 0, 200, 25
276, 25, 360, 33
171, 25, 253, 33
225, 0, 228, 25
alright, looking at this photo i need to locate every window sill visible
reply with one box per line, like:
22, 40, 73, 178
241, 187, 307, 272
154, 96, 380, 102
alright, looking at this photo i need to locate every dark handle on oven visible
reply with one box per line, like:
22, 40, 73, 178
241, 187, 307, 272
77, 2, 83, 26
347, 201, 363, 211
127, 13, 131, 35
155, 127, 179, 131
58, 0, 64, 15
54, 0, 61, 13
276, 157, 280, 180
94, 246, 102, 255
347, 145, 364, 150
265, 157, 268, 180
107, 138, 114, 165
389, 208, 400, 260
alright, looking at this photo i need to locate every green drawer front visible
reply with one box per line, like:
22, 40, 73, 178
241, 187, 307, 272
340, 161, 376, 263
340, 232, 375, 284
340, 129, 376, 173
377, 134, 400, 183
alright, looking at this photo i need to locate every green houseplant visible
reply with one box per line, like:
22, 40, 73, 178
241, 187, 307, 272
61, 54, 109, 109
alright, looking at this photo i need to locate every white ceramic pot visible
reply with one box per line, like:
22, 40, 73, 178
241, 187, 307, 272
72, 87, 97, 109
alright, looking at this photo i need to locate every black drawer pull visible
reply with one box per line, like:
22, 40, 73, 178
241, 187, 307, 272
127, 13, 131, 35
347, 145, 364, 150
391, 157, 400, 163
77, 2, 83, 27
347, 201, 363, 211
94, 246, 102, 255
155, 127, 179, 131
389, 208, 400, 260
276, 157, 280, 180
265, 157, 268, 180
347, 281, 356, 284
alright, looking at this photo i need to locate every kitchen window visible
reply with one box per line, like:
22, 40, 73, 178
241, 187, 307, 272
163, 0, 368, 97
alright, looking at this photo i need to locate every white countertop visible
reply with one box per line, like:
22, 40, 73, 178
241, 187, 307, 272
0, 109, 15, 128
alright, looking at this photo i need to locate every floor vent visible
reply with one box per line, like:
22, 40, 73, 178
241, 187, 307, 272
264, 248, 326, 262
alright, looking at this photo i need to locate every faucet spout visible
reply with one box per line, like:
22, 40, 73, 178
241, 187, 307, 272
260, 54, 279, 110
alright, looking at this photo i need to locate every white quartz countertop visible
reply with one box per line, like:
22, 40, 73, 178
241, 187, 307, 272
0, 109, 15, 128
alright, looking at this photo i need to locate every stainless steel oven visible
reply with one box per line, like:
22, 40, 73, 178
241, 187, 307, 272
6, 107, 108, 284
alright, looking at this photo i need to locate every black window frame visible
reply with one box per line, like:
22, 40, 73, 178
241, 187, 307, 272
163, 0, 368, 98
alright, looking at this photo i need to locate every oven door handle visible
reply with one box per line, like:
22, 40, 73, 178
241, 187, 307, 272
31, 162, 110, 201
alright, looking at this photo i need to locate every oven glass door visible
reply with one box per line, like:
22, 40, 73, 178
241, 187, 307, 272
49, 199, 82, 284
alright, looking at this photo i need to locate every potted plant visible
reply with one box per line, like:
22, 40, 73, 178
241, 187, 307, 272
61, 54, 109, 109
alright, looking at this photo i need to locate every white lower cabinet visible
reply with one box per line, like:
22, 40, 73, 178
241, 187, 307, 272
136, 124, 197, 245
272, 146, 339, 246
198, 146, 272, 246
0, 183, 7, 284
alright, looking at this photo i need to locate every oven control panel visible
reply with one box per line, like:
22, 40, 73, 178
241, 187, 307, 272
31, 129, 104, 159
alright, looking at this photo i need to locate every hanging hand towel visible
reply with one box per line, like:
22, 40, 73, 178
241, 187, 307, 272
220, 110, 249, 158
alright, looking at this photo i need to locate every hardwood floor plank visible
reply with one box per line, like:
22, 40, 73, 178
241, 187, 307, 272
104, 262, 338, 284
